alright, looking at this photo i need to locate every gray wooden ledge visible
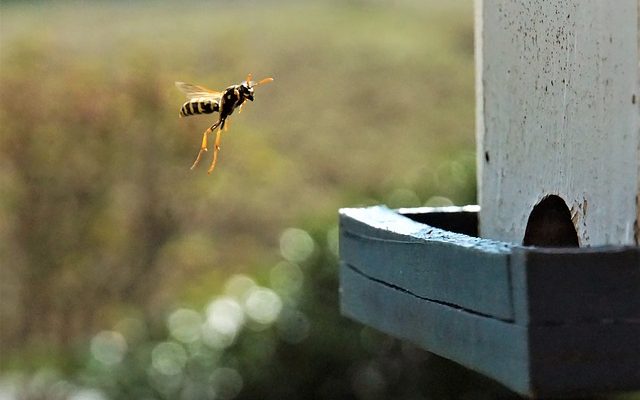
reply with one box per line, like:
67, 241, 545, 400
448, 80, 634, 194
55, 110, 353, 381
339, 205, 640, 398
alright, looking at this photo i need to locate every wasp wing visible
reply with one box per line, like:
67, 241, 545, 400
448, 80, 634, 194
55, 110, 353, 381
175, 82, 222, 101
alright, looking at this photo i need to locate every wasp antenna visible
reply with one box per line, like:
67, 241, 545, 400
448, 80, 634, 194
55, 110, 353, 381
255, 77, 274, 87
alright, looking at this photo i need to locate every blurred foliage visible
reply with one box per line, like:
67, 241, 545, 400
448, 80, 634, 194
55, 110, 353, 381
0, 1, 622, 399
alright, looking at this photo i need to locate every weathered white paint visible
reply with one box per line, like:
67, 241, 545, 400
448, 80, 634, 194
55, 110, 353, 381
476, 0, 640, 246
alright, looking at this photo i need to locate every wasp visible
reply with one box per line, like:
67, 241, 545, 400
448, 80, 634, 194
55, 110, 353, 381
175, 73, 274, 174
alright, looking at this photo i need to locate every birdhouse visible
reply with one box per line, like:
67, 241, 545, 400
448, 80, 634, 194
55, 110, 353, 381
339, 1, 640, 397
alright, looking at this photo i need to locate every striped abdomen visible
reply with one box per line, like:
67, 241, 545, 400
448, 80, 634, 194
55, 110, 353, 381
179, 98, 220, 117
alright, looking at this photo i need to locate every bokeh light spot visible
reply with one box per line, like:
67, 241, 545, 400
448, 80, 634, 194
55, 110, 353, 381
244, 287, 282, 325
223, 274, 257, 300
279, 228, 315, 263
167, 308, 202, 344
151, 341, 188, 376
202, 297, 245, 349
90, 331, 127, 366
424, 195, 454, 207
386, 188, 421, 208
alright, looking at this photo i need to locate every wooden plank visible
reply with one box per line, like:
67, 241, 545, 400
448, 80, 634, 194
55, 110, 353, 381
511, 246, 640, 324
340, 206, 515, 320
339, 262, 530, 395
339, 207, 640, 397
341, 255, 640, 397
477, 0, 640, 246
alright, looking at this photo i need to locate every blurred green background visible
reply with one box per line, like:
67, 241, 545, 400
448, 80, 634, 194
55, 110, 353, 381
0, 1, 583, 399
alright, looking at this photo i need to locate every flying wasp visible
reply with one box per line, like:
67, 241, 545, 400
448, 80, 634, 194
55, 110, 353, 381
175, 74, 274, 174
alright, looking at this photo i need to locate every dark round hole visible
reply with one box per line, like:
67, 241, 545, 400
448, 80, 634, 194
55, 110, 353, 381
523, 195, 579, 247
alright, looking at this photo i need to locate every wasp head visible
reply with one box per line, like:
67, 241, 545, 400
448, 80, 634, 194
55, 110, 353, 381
239, 82, 255, 101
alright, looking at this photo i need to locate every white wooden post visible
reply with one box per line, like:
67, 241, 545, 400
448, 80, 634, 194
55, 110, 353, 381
476, 0, 640, 246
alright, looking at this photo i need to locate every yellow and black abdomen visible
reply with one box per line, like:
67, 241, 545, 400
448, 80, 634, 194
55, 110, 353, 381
179, 98, 220, 117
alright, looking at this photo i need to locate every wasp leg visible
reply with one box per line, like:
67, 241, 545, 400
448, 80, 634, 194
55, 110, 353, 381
207, 123, 226, 174
189, 129, 209, 170
191, 121, 220, 170
238, 99, 248, 114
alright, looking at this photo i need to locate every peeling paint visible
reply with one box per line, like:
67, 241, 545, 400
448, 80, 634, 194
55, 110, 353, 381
569, 198, 582, 230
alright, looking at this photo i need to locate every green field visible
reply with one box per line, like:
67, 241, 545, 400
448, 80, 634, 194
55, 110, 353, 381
0, 1, 511, 399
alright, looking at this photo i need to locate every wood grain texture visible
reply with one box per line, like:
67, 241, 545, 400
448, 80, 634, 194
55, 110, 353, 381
476, 0, 640, 246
